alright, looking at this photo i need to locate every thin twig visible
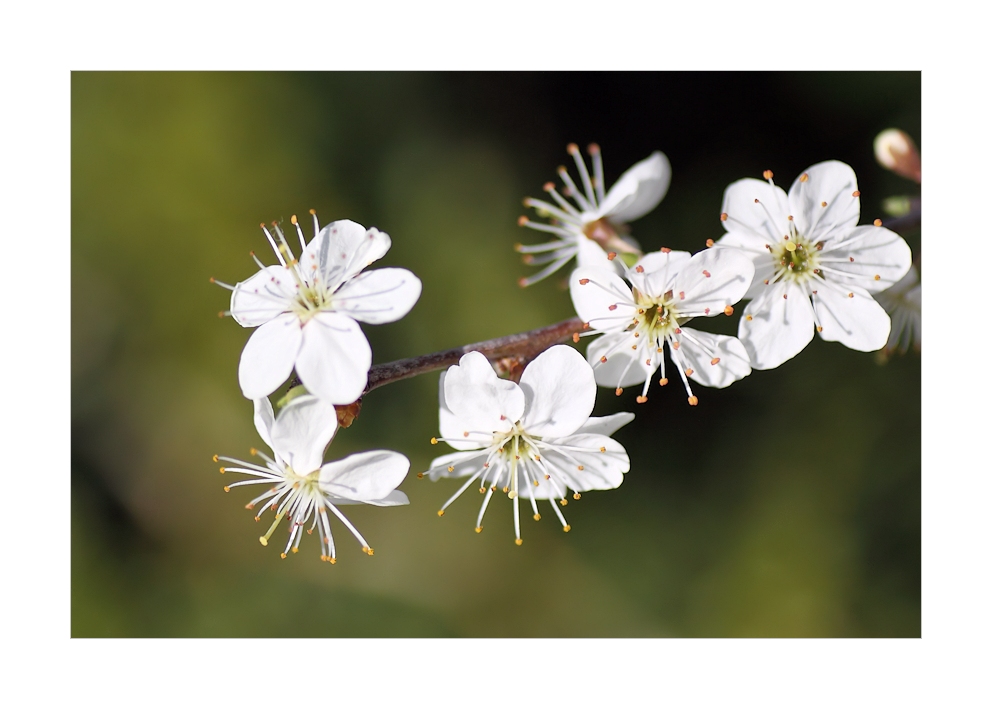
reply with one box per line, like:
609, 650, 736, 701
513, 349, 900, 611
363, 316, 585, 395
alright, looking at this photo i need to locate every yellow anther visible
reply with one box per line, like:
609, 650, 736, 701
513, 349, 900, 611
258, 537, 268, 546
223, 486, 230, 492
711, 357, 721, 365
719, 213, 728, 222
292, 547, 298, 554
534, 514, 541, 521
745, 314, 753, 321
515, 539, 523, 546
417, 472, 424, 479
577, 465, 584, 471
212, 454, 218, 462
366, 548, 374, 556
280, 553, 287, 559
437, 510, 444, 517
479, 487, 486, 493
636, 396, 647, 404
688, 396, 699, 406
763, 169, 774, 180
430, 437, 438, 445
659, 377, 669, 386
447, 465, 454, 472
874, 274, 881, 281
502, 486, 509, 493
800, 173, 809, 182
534, 455, 541, 461
533, 480, 540, 487
600, 446, 606, 452
563, 525, 572, 532
329, 557, 337, 564
219, 467, 226, 474
249, 448, 258, 456
615, 387, 623, 396
475, 526, 483, 533
573, 493, 581, 500
873, 218, 883, 226
685, 368, 694, 376
559, 498, 568, 506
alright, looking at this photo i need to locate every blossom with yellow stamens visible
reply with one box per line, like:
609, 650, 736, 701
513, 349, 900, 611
422, 346, 632, 544
216, 395, 410, 563
213, 213, 422, 404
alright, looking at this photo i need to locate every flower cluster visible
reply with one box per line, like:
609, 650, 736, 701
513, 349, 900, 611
214, 213, 420, 561
211, 143, 918, 563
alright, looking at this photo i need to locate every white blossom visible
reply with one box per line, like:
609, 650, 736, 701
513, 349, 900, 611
214, 394, 410, 563
570, 247, 754, 406
875, 264, 921, 357
516, 144, 670, 285
715, 162, 912, 369
214, 213, 422, 404
422, 346, 632, 545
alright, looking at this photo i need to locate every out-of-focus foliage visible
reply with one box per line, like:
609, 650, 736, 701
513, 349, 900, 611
72, 72, 920, 637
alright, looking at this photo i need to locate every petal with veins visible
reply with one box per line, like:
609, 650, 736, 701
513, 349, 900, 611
518, 345, 596, 438
599, 151, 671, 223
677, 328, 751, 388
738, 282, 814, 370
333, 267, 423, 324
569, 267, 636, 333
720, 177, 790, 245
586, 332, 651, 388
821, 225, 912, 293
269, 394, 339, 474
230, 265, 295, 327
789, 160, 860, 238
669, 248, 754, 314
812, 284, 891, 352
444, 351, 524, 436
238, 313, 303, 399
295, 312, 372, 405
320, 450, 410, 502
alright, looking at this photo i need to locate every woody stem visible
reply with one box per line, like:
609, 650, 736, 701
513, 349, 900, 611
363, 316, 585, 395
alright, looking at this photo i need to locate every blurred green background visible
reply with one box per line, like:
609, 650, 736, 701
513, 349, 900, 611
72, 72, 920, 637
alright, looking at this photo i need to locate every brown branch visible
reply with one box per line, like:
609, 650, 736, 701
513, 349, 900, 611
363, 316, 585, 395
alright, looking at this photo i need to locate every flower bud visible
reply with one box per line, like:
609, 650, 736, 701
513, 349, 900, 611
873, 129, 921, 183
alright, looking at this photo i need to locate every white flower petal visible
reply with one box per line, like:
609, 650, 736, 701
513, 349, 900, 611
358, 490, 410, 507
238, 313, 303, 399
268, 394, 338, 474
438, 372, 486, 452
669, 248, 754, 314
518, 345, 596, 438
540, 433, 629, 494
633, 249, 691, 296
444, 351, 524, 435
738, 282, 815, 370
319, 450, 410, 502
586, 332, 651, 388
821, 225, 912, 293
569, 267, 636, 333
598, 151, 671, 223
295, 312, 372, 405
230, 265, 295, 327
427, 450, 486, 481
302, 219, 392, 291
333, 267, 423, 324
575, 412, 635, 437
720, 178, 790, 244
252, 397, 276, 451
789, 160, 860, 238
812, 284, 890, 352
677, 328, 751, 389
575, 233, 623, 275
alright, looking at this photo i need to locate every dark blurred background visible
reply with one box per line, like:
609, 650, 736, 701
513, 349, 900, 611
71, 72, 920, 637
